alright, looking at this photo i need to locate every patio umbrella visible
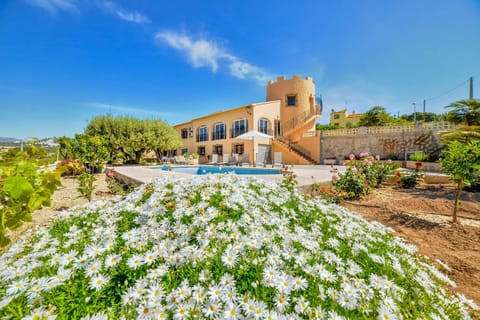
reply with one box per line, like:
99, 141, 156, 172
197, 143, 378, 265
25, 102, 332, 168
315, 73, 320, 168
234, 130, 273, 166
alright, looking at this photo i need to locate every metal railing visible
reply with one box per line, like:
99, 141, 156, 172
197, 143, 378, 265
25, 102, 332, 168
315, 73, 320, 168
276, 136, 317, 163
280, 106, 321, 134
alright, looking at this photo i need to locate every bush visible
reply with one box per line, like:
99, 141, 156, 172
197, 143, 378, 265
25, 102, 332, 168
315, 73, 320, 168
56, 158, 85, 176
397, 163, 425, 189
409, 151, 428, 162
0, 175, 476, 319
0, 160, 61, 246
333, 166, 369, 199
333, 153, 398, 200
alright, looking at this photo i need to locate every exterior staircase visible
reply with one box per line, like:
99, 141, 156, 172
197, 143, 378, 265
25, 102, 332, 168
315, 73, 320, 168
280, 106, 321, 136
274, 105, 321, 164
275, 135, 319, 164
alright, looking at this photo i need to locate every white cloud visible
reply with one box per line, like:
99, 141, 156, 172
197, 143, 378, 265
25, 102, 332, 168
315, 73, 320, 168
155, 30, 272, 84
26, 0, 78, 14
115, 10, 150, 24
99, 1, 150, 24
87, 102, 179, 118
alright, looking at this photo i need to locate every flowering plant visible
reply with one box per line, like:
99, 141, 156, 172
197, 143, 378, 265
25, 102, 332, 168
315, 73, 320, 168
397, 162, 425, 189
0, 175, 476, 319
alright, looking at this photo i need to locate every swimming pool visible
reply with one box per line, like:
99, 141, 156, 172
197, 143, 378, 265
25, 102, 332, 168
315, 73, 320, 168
153, 165, 281, 175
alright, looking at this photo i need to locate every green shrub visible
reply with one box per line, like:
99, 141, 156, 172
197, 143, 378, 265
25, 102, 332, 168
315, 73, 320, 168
396, 163, 425, 189
77, 172, 96, 201
333, 167, 369, 199
56, 158, 85, 176
0, 159, 61, 246
409, 151, 428, 162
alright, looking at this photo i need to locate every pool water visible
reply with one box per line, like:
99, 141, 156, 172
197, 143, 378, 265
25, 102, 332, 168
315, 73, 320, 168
154, 165, 281, 175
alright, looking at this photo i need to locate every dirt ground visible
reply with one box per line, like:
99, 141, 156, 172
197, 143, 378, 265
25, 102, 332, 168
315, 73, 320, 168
342, 184, 480, 306
4, 174, 113, 251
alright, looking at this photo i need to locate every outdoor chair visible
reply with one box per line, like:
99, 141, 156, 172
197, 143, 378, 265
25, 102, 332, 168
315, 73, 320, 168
228, 153, 239, 166
208, 154, 218, 165
174, 155, 187, 164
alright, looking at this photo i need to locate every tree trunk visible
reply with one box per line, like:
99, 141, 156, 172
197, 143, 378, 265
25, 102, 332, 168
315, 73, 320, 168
134, 150, 145, 164
154, 149, 163, 163
452, 180, 462, 223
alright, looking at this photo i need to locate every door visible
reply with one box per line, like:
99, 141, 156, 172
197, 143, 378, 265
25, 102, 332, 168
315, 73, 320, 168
257, 144, 272, 165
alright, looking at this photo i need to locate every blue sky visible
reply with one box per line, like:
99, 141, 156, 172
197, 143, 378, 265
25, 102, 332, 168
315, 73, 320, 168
1, 0, 479, 139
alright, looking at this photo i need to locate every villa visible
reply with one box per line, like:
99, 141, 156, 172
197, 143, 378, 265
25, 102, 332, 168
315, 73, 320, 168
329, 109, 363, 128
174, 75, 322, 165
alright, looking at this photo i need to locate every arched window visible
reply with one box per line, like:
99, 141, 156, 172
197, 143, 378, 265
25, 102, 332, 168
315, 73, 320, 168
231, 118, 248, 138
197, 126, 208, 142
258, 118, 269, 134
212, 122, 226, 140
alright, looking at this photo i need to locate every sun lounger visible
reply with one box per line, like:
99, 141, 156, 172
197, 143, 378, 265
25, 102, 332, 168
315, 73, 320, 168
174, 155, 187, 164
217, 153, 229, 165
208, 154, 218, 165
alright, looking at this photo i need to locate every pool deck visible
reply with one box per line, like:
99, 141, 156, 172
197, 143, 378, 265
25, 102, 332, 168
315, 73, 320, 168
109, 165, 345, 187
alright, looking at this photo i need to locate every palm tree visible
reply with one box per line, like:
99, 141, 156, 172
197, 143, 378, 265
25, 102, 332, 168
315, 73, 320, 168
445, 99, 480, 126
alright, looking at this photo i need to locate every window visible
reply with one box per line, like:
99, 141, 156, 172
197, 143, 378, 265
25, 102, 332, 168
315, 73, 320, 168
181, 148, 188, 155
258, 118, 269, 134
231, 119, 248, 138
197, 146, 206, 156
212, 122, 226, 140
181, 128, 188, 139
334, 114, 340, 119
287, 95, 297, 106
214, 145, 223, 155
233, 143, 244, 155
197, 126, 208, 142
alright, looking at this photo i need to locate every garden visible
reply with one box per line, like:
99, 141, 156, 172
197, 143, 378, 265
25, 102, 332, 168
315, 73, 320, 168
0, 173, 479, 319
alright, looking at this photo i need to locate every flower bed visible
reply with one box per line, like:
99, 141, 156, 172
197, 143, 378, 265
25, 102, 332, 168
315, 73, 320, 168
0, 175, 477, 319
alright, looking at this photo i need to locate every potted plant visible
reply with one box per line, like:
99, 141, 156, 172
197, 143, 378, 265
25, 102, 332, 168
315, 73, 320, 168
188, 152, 199, 165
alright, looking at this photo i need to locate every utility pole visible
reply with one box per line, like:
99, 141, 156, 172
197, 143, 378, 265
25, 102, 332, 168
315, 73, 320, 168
469, 76, 474, 99
413, 102, 417, 125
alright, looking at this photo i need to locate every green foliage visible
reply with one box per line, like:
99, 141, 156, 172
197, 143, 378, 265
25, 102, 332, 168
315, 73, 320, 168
440, 140, 480, 222
440, 125, 480, 144
57, 136, 76, 160
0, 175, 476, 318
105, 170, 134, 196
332, 154, 397, 200
315, 123, 339, 130
333, 166, 369, 199
409, 151, 428, 162
445, 99, 480, 126
84, 115, 182, 164
0, 160, 61, 247
73, 134, 109, 173
397, 165, 425, 189
77, 173, 96, 201
358, 106, 393, 127
398, 112, 444, 123
56, 159, 85, 176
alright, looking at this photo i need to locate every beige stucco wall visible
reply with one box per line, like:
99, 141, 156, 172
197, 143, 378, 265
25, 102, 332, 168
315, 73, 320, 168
174, 101, 280, 164
266, 75, 316, 126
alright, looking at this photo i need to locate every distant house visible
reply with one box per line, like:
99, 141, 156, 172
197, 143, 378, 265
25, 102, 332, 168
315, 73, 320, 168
329, 109, 363, 127
174, 75, 322, 165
